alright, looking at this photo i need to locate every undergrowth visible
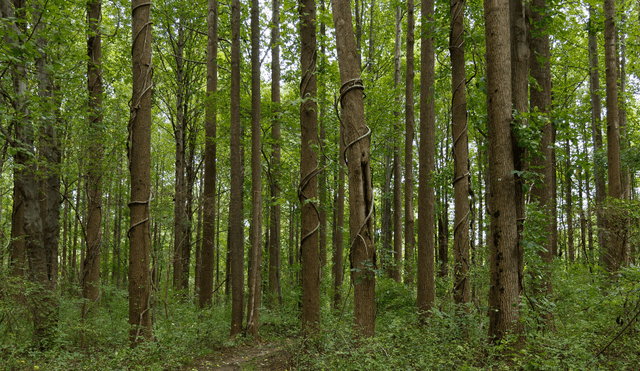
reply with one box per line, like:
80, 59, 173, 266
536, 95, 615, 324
1, 263, 639, 370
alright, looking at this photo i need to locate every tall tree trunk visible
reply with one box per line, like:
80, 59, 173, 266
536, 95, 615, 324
183, 124, 197, 292
172, 26, 186, 291
194, 170, 203, 297
333, 114, 346, 310
509, 0, 527, 300
268, 0, 282, 308
84, 0, 104, 306
199, 0, 217, 308
484, 0, 521, 342
392, 5, 402, 284
450, 0, 470, 307
437, 200, 449, 277
300, 0, 320, 335
246, 0, 263, 337
229, 0, 244, 337
128, 0, 153, 344
331, 0, 376, 337
10, 184, 25, 276
417, 0, 436, 316
529, 0, 554, 324
603, 0, 625, 271
588, 6, 605, 256
404, 0, 415, 286
381, 152, 392, 276
566, 138, 574, 262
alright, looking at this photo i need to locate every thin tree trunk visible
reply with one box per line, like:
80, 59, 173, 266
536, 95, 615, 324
333, 115, 346, 310
450, 0, 470, 307
299, 0, 320, 334
417, 0, 436, 316
404, 0, 415, 285
199, 0, 217, 308
246, 0, 263, 337
331, 0, 376, 337
128, 0, 153, 344
84, 0, 104, 306
269, 0, 282, 308
229, 0, 244, 337
566, 138, 574, 262
392, 5, 402, 284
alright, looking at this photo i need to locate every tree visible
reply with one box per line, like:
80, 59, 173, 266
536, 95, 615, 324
228, 0, 244, 338
300, 0, 320, 334
246, 0, 262, 337
128, 0, 153, 344
450, 0, 470, 307
392, 4, 402, 284
603, 0, 625, 271
417, 0, 435, 317
84, 0, 104, 308
331, 0, 376, 337
404, 0, 415, 286
484, 0, 521, 342
199, 0, 217, 309
268, 0, 282, 308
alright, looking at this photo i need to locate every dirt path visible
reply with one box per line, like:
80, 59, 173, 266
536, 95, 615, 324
184, 341, 291, 370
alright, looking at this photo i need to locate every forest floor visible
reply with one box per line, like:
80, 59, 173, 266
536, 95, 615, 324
182, 341, 292, 371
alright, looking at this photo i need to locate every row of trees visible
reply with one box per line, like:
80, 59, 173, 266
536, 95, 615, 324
1, 0, 638, 350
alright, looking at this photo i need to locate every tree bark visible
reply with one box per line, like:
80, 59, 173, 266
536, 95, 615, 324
269, 0, 282, 308
84, 0, 104, 306
128, 0, 153, 344
404, 0, 415, 286
199, 0, 217, 308
417, 0, 436, 317
392, 5, 402, 284
484, 0, 521, 342
603, 0, 625, 271
246, 0, 262, 337
300, 0, 320, 335
450, 0, 470, 307
229, 0, 244, 338
331, 0, 376, 337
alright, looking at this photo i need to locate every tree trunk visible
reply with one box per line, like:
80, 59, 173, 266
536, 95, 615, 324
392, 5, 402, 284
84, 0, 104, 306
566, 138, 574, 262
404, 0, 415, 286
437, 200, 449, 277
246, 0, 262, 337
172, 25, 186, 291
10, 184, 25, 277
331, 0, 376, 337
229, 0, 244, 337
450, 0, 470, 307
268, 0, 282, 308
300, 0, 320, 335
484, 0, 521, 342
417, 0, 436, 317
333, 118, 346, 310
603, 0, 625, 271
588, 6, 606, 256
199, 0, 217, 308
128, 0, 153, 344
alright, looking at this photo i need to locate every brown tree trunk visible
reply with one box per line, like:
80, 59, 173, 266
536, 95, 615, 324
246, 0, 263, 337
172, 26, 187, 291
450, 0, 470, 307
437, 200, 448, 277
229, 0, 244, 337
268, 0, 282, 308
529, 0, 554, 325
510, 0, 527, 300
381, 152, 393, 276
300, 0, 320, 335
182, 125, 197, 292
128, 0, 153, 344
484, 0, 521, 342
84, 0, 104, 306
10, 184, 25, 277
417, 0, 436, 316
199, 0, 217, 309
194, 171, 203, 297
566, 138, 574, 262
404, 0, 415, 286
331, 0, 376, 337
588, 6, 606, 256
333, 119, 346, 310
392, 5, 402, 284
603, 0, 625, 271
